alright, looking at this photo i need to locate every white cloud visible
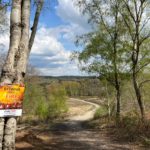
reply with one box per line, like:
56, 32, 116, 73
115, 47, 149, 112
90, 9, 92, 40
0, 25, 82, 76
56, 0, 87, 26
0, 1, 91, 76
56, 0, 92, 41
0, 12, 9, 53
38, 63, 87, 76
0, 32, 9, 52
29, 25, 84, 76
31, 26, 71, 61
31, 27, 66, 55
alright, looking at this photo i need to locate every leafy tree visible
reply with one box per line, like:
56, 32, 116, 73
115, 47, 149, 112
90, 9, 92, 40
120, 0, 150, 120
75, 0, 129, 120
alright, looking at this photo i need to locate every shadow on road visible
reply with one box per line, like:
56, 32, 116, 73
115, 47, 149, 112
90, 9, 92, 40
16, 121, 135, 150
16, 99, 142, 150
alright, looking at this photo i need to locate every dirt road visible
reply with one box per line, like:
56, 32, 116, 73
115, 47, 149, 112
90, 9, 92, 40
16, 98, 142, 150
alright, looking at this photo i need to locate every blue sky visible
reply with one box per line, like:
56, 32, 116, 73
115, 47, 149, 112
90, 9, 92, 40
0, 0, 92, 76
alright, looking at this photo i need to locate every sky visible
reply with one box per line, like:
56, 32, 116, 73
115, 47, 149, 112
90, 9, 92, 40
0, 0, 92, 76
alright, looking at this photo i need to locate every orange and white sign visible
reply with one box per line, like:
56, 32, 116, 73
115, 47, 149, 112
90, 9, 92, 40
0, 84, 25, 117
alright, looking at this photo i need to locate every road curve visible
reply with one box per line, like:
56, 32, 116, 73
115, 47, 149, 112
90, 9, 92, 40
67, 98, 99, 121
16, 98, 142, 150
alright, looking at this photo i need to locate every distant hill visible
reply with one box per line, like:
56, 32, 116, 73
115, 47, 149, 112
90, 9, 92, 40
39, 76, 97, 80
26, 75, 99, 85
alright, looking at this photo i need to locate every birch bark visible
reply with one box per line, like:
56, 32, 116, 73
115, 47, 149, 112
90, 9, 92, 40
3, 1, 31, 150
1, 0, 22, 84
0, 1, 22, 149
0, 0, 44, 149
0, 0, 30, 149
29, 0, 44, 52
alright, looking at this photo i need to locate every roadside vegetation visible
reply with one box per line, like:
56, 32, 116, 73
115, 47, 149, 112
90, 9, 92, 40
71, 0, 150, 147
17, 73, 150, 148
22, 77, 68, 122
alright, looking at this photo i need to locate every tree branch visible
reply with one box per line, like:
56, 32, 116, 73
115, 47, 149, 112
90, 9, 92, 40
28, 0, 44, 53
139, 80, 150, 89
123, 0, 136, 23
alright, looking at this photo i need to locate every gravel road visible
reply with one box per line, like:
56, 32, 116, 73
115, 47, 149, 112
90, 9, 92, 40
16, 98, 143, 150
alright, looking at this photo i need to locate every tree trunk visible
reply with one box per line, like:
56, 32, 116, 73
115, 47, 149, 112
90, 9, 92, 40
15, 0, 31, 83
114, 49, 121, 120
132, 66, 145, 121
1, 0, 22, 84
0, 0, 31, 149
0, 0, 44, 148
3, 117, 17, 150
29, 0, 44, 52
132, 36, 145, 121
0, 118, 4, 149
105, 81, 111, 121
0, 0, 22, 149
116, 85, 121, 119
113, 6, 121, 121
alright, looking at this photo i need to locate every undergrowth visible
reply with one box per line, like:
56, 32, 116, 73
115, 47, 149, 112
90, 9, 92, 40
87, 110, 150, 148
23, 81, 68, 122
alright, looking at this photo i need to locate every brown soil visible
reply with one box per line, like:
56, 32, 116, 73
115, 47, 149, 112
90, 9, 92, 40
16, 98, 145, 150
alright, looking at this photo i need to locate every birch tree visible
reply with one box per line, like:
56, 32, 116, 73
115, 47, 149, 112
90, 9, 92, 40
120, 0, 150, 121
75, 0, 129, 120
0, 0, 44, 149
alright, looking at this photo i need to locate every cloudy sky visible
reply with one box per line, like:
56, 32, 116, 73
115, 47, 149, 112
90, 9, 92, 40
0, 0, 92, 76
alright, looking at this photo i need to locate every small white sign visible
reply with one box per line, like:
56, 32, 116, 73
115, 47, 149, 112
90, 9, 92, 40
0, 109, 22, 117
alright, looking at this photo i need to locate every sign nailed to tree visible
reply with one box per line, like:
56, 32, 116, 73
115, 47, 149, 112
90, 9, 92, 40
0, 84, 25, 117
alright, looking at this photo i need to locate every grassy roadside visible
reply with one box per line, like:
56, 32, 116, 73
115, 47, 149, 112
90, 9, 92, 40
74, 96, 150, 149
20, 78, 68, 123
83, 111, 150, 149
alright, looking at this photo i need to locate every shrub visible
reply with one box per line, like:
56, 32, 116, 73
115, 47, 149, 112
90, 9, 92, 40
142, 137, 150, 147
94, 107, 108, 119
23, 80, 68, 121
35, 98, 49, 120
46, 84, 68, 119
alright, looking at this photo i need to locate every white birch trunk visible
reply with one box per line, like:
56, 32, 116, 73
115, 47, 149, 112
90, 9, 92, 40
1, 0, 22, 84
0, 118, 4, 149
3, 1, 31, 149
0, 0, 31, 149
0, 0, 43, 149
15, 0, 31, 83
0, 1, 22, 150
3, 118, 17, 150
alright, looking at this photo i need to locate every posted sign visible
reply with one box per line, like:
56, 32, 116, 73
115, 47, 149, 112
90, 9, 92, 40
0, 84, 25, 117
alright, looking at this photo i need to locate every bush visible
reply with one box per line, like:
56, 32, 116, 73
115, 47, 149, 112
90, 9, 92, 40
46, 84, 68, 119
113, 115, 150, 142
94, 107, 108, 119
35, 98, 49, 120
142, 137, 150, 148
23, 80, 68, 121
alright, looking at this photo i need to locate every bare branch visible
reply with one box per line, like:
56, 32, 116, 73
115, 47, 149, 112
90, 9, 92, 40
139, 80, 150, 89
139, 32, 150, 46
136, 62, 150, 74
139, 17, 150, 33
92, 0, 114, 40
120, 11, 134, 41
122, 0, 136, 23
